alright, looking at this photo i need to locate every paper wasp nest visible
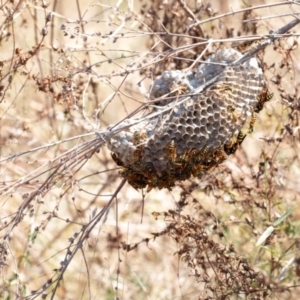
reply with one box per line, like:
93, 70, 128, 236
107, 48, 271, 190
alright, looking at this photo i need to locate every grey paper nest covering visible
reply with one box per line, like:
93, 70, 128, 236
107, 48, 271, 190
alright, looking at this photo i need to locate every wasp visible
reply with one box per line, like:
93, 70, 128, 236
146, 184, 154, 193
224, 129, 248, 155
133, 148, 143, 162
111, 152, 124, 167
224, 143, 238, 155
170, 82, 189, 96
236, 41, 252, 53
211, 83, 231, 92
199, 146, 209, 159
203, 155, 219, 169
213, 146, 227, 163
139, 162, 158, 186
177, 148, 196, 169
255, 102, 263, 113
236, 39, 264, 53
265, 92, 274, 102
224, 135, 237, 148
119, 166, 133, 177
149, 174, 159, 187
127, 173, 148, 190
227, 104, 239, 122
166, 167, 176, 187
255, 87, 273, 113
260, 89, 274, 104
224, 135, 238, 154
185, 148, 198, 160
132, 131, 147, 146
121, 166, 149, 190
248, 112, 256, 134
164, 171, 177, 190
142, 161, 154, 175
130, 181, 147, 190
166, 140, 177, 162
237, 130, 247, 144
132, 131, 147, 162
210, 83, 234, 95
156, 172, 168, 189
192, 163, 209, 177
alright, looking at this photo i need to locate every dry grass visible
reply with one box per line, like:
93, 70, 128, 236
0, 0, 300, 299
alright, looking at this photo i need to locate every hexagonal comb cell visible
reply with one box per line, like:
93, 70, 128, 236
107, 48, 272, 191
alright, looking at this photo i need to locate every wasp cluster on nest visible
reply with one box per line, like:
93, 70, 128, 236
107, 48, 273, 191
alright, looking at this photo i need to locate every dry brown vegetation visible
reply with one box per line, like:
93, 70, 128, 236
0, 0, 300, 299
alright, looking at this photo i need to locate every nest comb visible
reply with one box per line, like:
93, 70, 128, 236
107, 48, 272, 191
